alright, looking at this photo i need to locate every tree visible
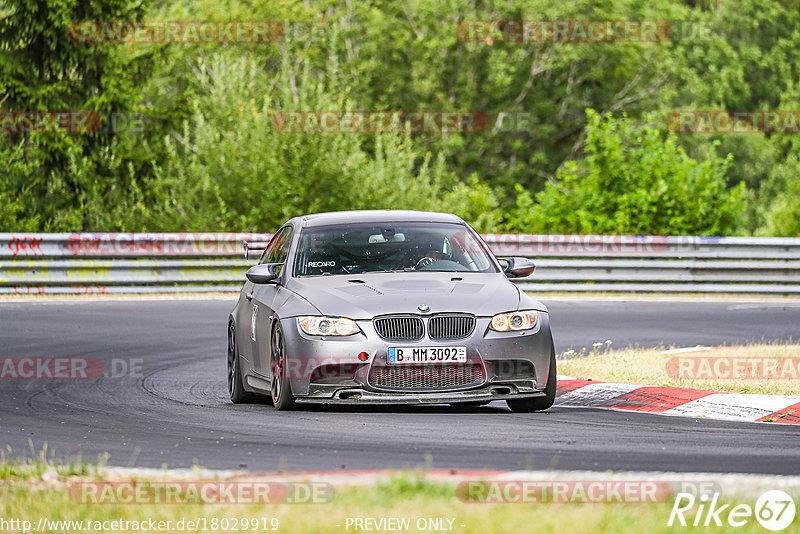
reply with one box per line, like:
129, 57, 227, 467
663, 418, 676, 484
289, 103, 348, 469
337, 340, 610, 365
508, 109, 746, 235
0, 0, 150, 230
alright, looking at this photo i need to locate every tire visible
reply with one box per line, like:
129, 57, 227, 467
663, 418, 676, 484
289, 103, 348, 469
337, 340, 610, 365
227, 323, 260, 404
270, 323, 296, 410
506, 343, 557, 413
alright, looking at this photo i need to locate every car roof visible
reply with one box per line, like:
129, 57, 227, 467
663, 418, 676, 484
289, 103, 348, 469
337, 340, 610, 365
291, 210, 465, 228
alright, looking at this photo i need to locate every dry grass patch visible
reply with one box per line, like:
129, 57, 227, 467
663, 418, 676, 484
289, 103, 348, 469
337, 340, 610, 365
559, 344, 800, 396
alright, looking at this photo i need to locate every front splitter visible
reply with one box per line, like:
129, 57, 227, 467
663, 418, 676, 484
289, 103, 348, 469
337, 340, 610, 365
294, 388, 545, 405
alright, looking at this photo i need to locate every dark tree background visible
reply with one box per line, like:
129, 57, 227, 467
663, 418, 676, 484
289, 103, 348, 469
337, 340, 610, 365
1, 0, 798, 235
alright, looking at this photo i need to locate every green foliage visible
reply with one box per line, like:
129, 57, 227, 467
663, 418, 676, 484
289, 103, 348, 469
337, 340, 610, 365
3, 0, 799, 235
753, 82, 800, 236
756, 155, 800, 237
0, 444, 103, 480
507, 109, 746, 235
0, 138, 38, 230
314, 0, 689, 193
441, 175, 502, 233
91, 51, 500, 232
0, 0, 151, 230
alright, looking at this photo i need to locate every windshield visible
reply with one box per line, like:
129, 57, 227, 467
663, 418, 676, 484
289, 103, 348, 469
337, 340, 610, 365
294, 222, 498, 276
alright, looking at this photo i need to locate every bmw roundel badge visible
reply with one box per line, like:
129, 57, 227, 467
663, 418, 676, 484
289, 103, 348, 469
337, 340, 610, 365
418, 304, 431, 312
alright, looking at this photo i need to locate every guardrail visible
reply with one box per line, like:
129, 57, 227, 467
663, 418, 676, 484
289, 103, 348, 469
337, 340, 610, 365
2, 233, 800, 294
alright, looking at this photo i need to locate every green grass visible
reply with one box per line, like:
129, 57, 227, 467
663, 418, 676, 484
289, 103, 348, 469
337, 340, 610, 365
1, 470, 797, 533
559, 343, 800, 396
0, 444, 105, 481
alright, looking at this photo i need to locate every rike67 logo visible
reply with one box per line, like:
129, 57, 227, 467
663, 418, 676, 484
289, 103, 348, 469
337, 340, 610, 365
669, 490, 796, 531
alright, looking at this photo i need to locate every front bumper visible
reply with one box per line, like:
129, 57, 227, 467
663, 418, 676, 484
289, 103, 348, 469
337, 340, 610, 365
297, 383, 545, 405
279, 313, 553, 402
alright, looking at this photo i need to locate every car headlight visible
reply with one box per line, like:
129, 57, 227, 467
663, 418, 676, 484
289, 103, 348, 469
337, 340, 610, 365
297, 316, 360, 336
489, 310, 538, 332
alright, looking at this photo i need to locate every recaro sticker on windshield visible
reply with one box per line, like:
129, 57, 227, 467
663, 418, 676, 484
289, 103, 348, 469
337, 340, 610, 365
307, 261, 335, 268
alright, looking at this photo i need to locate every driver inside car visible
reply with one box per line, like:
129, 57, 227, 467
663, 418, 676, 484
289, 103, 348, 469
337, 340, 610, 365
414, 250, 449, 269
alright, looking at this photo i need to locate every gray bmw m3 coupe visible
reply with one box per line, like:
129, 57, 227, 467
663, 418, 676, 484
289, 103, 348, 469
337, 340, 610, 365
227, 210, 556, 412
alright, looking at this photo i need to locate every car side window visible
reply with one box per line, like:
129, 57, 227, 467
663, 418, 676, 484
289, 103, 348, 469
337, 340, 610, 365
260, 226, 293, 275
258, 235, 277, 265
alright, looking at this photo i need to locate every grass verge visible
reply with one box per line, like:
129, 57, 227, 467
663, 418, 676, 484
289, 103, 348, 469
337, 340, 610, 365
1, 473, 793, 534
559, 344, 800, 396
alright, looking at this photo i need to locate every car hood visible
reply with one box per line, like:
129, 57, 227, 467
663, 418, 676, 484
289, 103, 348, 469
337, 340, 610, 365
286, 272, 545, 319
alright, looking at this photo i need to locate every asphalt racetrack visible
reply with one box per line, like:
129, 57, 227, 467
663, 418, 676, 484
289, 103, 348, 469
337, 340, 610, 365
1, 297, 798, 474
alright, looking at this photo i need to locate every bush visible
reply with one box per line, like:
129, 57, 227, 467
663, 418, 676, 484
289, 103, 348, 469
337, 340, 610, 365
507, 109, 747, 235
756, 154, 800, 237
118, 52, 503, 232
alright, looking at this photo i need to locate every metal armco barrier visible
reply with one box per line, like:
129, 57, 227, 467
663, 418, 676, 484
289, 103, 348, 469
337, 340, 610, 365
2, 233, 800, 294
0, 233, 268, 295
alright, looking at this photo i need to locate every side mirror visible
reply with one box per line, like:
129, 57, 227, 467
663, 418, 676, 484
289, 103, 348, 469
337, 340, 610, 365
499, 257, 535, 279
246, 263, 281, 284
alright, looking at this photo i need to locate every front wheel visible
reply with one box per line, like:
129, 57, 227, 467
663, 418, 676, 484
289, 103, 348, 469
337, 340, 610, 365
228, 323, 259, 403
270, 323, 296, 410
506, 344, 557, 413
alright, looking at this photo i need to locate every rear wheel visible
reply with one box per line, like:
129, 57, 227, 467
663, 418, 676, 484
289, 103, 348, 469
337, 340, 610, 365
506, 343, 557, 413
227, 323, 259, 403
270, 323, 296, 410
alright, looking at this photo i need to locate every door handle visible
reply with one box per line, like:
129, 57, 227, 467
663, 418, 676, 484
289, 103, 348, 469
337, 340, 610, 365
246, 291, 254, 301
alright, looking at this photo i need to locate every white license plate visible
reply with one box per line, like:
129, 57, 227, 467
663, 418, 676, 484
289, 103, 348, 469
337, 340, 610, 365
387, 346, 467, 364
